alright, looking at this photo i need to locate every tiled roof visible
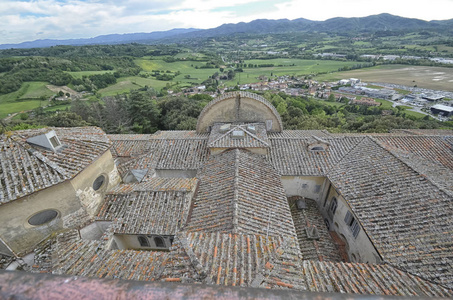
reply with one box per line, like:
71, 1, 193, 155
299, 260, 452, 297
1, 127, 111, 204
374, 136, 453, 171
45, 229, 452, 297
185, 149, 297, 239
327, 137, 453, 288
288, 197, 342, 262
267, 137, 363, 176
111, 138, 210, 178
268, 130, 332, 139
109, 139, 153, 158
97, 190, 193, 235
173, 231, 305, 288
107, 134, 153, 141
50, 231, 193, 282
374, 136, 453, 194
207, 123, 269, 149
391, 129, 453, 136
150, 131, 209, 140
109, 178, 198, 194
153, 139, 209, 170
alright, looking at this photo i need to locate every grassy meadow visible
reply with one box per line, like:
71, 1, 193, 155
0, 82, 53, 118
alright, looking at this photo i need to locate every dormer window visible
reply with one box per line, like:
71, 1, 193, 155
26, 130, 63, 152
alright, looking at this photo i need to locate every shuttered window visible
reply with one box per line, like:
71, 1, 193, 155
344, 211, 360, 238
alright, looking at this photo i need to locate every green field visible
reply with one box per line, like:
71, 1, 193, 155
0, 82, 52, 118
98, 76, 169, 96
135, 58, 217, 86
375, 99, 394, 109
314, 64, 453, 92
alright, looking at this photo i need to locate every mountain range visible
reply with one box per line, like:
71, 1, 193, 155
1, 13, 452, 49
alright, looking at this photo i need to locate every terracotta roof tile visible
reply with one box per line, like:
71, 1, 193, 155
208, 123, 270, 149
0, 127, 111, 204
327, 137, 453, 288
185, 149, 297, 239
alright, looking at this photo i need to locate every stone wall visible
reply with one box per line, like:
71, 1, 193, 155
196, 92, 283, 133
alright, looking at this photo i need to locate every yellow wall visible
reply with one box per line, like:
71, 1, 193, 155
0, 150, 120, 256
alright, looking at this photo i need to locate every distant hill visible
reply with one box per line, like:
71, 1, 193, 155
1, 14, 452, 49
174, 14, 451, 40
0, 28, 199, 49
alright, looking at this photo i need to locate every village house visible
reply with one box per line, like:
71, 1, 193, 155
1, 91, 453, 297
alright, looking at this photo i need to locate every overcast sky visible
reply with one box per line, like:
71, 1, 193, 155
1, 0, 453, 44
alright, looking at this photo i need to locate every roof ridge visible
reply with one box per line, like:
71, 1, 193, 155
239, 125, 270, 147
324, 136, 367, 174
207, 126, 237, 146
232, 149, 240, 233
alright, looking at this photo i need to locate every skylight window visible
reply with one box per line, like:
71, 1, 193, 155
246, 125, 256, 134
219, 124, 231, 133
231, 130, 245, 139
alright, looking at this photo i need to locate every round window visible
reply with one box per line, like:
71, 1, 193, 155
28, 210, 58, 226
93, 175, 106, 191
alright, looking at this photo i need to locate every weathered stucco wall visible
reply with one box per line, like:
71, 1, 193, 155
281, 176, 326, 201
319, 183, 380, 264
0, 181, 80, 256
197, 93, 282, 133
0, 150, 119, 257
72, 150, 120, 217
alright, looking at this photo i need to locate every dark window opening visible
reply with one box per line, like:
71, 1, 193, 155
154, 236, 165, 248
138, 236, 149, 247
28, 210, 58, 226
329, 197, 337, 216
311, 146, 325, 151
93, 175, 106, 191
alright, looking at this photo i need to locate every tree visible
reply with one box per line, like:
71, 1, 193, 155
127, 91, 160, 133
46, 112, 89, 127
327, 93, 336, 102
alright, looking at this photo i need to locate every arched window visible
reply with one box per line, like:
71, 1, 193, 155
154, 236, 165, 248
329, 197, 338, 216
138, 236, 149, 247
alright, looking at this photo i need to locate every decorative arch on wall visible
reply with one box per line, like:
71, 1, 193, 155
196, 91, 283, 133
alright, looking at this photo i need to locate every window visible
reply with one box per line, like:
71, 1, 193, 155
329, 197, 337, 216
28, 210, 58, 226
324, 218, 330, 229
138, 236, 149, 247
93, 175, 106, 191
154, 236, 166, 248
49, 136, 61, 148
344, 211, 361, 238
